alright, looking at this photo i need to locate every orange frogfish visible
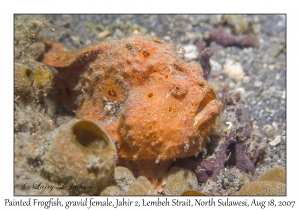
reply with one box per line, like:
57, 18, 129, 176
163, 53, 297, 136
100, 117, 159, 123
43, 35, 222, 190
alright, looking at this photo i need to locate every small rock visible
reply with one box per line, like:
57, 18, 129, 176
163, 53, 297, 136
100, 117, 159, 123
268, 64, 275, 71
281, 90, 286, 99
227, 173, 235, 182
114, 28, 124, 38
163, 36, 171, 41
242, 76, 250, 84
133, 29, 139, 34
272, 122, 279, 131
85, 39, 92, 45
70, 35, 81, 46
269, 135, 281, 146
183, 45, 199, 61
223, 14, 249, 35
97, 30, 110, 39
263, 124, 276, 138
253, 81, 264, 93
209, 15, 222, 25
222, 59, 245, 82
236, 87, 246, 95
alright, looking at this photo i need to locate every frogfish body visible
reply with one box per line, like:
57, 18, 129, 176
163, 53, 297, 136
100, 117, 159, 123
43, 35, 222, 189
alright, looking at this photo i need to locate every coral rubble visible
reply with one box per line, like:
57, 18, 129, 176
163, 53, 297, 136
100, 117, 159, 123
42, 35, 222, 189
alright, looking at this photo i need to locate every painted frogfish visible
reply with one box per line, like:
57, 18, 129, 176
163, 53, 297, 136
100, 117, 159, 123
43, 35, 222, 190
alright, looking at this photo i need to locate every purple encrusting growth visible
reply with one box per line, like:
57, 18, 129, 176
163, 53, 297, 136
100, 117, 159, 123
195, 131, 236, 182
175, 130, 255, 183
235, 143, 255, 172
208, 27, 255, 47
174, 87, 265, 184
